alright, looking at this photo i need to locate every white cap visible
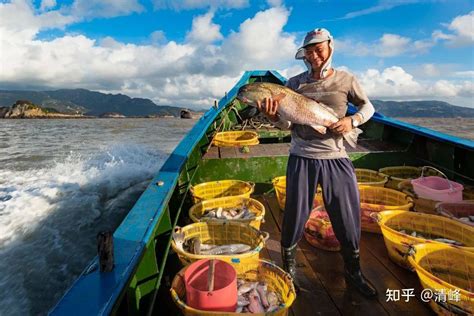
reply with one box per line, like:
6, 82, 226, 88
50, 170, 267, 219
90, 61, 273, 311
295, 28, 334, 79
295, 28, 333, 59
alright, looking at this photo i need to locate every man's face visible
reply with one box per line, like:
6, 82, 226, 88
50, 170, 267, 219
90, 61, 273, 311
304, 41, 330, 69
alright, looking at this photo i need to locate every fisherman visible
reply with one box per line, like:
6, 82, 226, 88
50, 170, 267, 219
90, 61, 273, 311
257, 28, 378, 297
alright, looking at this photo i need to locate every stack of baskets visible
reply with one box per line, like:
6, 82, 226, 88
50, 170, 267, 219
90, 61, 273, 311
355, 168, 388, 187
170, 179, 297, 315
359, 186, 413, 233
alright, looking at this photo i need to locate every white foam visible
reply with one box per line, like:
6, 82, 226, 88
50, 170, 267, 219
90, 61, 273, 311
0, 143, 167, 315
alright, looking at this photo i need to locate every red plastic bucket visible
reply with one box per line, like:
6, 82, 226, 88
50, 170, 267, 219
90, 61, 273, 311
184, 259, 237, 312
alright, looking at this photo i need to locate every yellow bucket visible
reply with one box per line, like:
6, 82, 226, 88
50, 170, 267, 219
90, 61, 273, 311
376, 210, 474, 269
398, 180, 439, 214
359, 185, 413, 233
191, 180, 255, 204
189, 196, 265, 229
379, 166, 443, 190
212, 131, 259, 147
272, 176, 322, 211
355, 168, 388, 187
170, 222, 268, 274
170, 260, 296, 316
408, 243, 474, 315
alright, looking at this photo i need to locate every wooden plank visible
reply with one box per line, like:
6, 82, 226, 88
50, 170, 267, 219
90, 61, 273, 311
359, 235, 434, 315
203, 146, 219, 159
265, 194, 389, 316
361, 233, 432, 311
257, 195, 341, 316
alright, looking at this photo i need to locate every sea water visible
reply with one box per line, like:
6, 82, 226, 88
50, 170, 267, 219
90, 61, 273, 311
0, 118, 195, 315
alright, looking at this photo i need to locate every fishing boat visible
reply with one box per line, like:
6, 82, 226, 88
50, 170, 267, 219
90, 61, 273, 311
50, 70, 474, 315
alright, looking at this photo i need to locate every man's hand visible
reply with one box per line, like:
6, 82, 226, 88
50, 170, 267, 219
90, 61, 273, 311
329, 117, 353, 134
256, 97, 279, 122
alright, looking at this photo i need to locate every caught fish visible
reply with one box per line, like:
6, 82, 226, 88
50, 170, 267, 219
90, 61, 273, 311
237, 82, 362, 147
200, 243, 252, 255
202, 206, 256, 220
172, 231, 185, 251
238, 281, 258, 295
256, 283, 269, 309
248, 289, 265, 313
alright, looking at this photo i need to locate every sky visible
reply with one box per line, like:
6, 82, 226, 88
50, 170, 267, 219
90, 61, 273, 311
0, 0, 473, 109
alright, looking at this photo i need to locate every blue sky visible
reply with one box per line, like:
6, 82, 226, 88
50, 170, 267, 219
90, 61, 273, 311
0, 0, 473, 108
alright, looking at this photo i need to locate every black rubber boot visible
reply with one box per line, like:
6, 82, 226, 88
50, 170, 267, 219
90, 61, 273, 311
342, 249, 378, 298
281, 244, 299, 293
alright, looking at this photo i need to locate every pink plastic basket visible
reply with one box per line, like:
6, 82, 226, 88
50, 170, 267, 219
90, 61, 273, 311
411, 166, 463, 203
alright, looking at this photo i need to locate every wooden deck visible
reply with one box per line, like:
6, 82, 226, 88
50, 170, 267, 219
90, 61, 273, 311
156, 193, 435, 316
256, 194, 435, 316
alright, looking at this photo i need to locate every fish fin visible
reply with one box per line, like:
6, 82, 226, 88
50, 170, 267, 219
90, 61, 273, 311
343, 128, 363, 148
310, 124, 327, 134
272, 93, 286, 102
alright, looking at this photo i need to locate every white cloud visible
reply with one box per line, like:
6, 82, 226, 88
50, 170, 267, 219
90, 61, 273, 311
186, 11, 223, 43
356, 66, 474, 106
70, 0, 144, 19
267, 0, 283, 7
337, 33, 435, 57
329, 1, 417, 21
0, 2, 472, 109
0, 5, 297, 108
40, 0, 56, 11
152, 0, 249, 11
432, 11, 474, 46
421, 64, 440, 77
453, 70, 474, 78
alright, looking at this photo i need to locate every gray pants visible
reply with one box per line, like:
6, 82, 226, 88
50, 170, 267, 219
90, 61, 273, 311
281, 155, 361, 252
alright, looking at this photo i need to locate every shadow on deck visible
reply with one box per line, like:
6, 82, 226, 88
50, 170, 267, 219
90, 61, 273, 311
154, 193, 434, 316
257, 194, 435, 316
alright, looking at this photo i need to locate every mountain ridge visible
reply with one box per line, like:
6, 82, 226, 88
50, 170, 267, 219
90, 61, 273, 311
1, 88, 473, 117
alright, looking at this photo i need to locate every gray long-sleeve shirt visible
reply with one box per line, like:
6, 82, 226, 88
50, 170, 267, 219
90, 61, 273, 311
275, 69, 375, 159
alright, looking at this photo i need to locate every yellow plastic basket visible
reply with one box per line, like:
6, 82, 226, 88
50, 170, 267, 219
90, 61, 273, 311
359, 185, 413, 234
376, 210, 474, 270
170, 260, 296, 316
170, 222, 267, 274
190, 180, 255, 204
408, 243, 474, 315
189, 196, 265, 229
355, 168, 388, 187
379, 166, 443, 190
398, 180, 439, 214
212, 131, 259, 147
272, 176, 322, 211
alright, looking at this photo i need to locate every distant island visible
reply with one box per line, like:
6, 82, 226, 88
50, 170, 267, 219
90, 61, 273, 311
1, 88, 473, 119
0, 88, 203, 118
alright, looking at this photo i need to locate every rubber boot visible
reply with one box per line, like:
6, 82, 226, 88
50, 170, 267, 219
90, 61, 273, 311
281, 244, 300, 293
342, 249, 378, 298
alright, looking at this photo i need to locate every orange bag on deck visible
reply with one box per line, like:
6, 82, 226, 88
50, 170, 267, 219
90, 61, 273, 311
304, 206, 341, 251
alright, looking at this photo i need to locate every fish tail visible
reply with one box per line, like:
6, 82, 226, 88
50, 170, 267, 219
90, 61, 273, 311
343, 128, 362, 148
